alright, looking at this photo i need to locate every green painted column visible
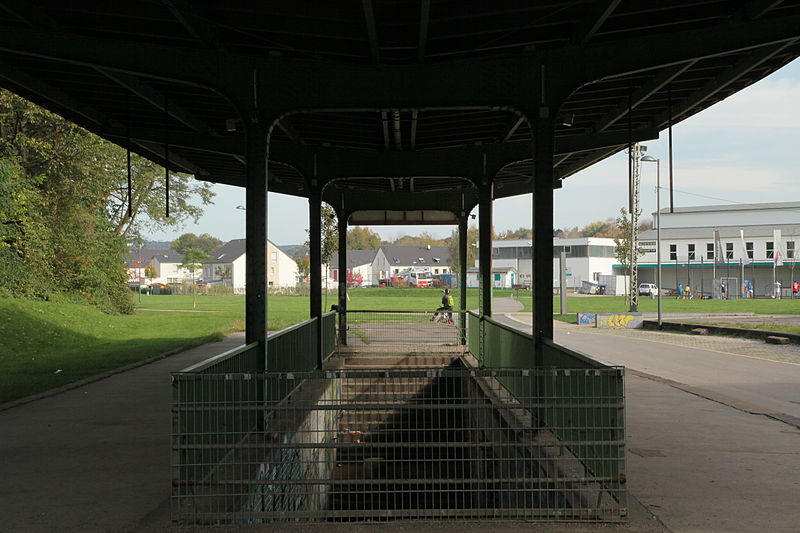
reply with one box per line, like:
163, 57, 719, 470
309, 188, 323, 368
533, 115, 556, 365
458, 215, 468, 345
244, 121, 268, 371
337, 211, 348, 346
478, 179, 493, 364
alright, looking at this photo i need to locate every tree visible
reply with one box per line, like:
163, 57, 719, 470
214, 265, 232, 285
295, 256, 310, 281
580, 220, 610, 237
496, 227, 533, 240
613, 207, 645, 281
392, 233, 447, 246
144, 260, 157, 283
447, 225, 479, 272
347, 226, 381, 250
347, 270, 363, 287
304, 203, 338, 308
171, 232, 222, 255
0, 90, 217, 313
180, 248, 208, 309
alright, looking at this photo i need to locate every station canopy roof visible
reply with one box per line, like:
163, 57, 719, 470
1, 1, 799, 213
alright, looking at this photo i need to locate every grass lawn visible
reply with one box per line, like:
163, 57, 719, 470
0, 298, 242, 403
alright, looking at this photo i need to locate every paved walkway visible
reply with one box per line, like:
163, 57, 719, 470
0, 332, 246, 533
4, 305, 799, 532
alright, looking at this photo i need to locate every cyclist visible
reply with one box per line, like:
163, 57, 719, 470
431, 288, 455, 324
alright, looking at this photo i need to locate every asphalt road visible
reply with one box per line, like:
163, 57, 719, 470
496, 315, 800, 426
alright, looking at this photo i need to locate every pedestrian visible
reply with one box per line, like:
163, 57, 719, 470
685, 284, 692, 299
720, 281, 726, 299
775, 280, 782, 299
677, 283, 684, 300
742, 280, 748, 298
747, 280, 754, 299
793, 281, 799, 299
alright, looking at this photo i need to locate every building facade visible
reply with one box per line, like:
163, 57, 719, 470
637, 202, 800, 298
490, 238, 618, 290
372, 245, 451, 281
202, 239, 298, 291
329, 250, 378, 287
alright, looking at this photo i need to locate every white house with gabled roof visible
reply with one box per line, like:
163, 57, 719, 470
372, 245, 451, 282
202, 239, 298, 292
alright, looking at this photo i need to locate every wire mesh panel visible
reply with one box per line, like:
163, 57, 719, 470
344, 311, 466, 354
172, 367, 626, 524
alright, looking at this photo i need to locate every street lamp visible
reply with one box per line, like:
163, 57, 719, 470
641, 155, 662, 329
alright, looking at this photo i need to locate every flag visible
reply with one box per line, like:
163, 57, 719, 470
714, 229, 723, 265
740, 229, 750, 264
774, 229, 783, 266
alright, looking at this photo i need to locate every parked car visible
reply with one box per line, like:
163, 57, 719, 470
638, 283, 659, 296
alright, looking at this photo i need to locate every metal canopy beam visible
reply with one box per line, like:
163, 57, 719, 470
2, 15, 798, 112
161, 0, 220, 49
649, 42, 794, 130
589, 62, 696, 133
575, 0, 621, 45
101, 125, 657, 182
99, 70, 219, 136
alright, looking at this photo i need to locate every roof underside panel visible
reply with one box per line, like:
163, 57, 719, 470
0, 1, 798, 208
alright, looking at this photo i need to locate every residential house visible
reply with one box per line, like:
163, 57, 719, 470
328, 249, 378, 287
372, 245, 451, 281
202, 239, 298, 292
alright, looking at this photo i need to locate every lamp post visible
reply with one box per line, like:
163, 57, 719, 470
641, 155, 662, 329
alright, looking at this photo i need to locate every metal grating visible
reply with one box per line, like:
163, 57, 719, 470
171, 367, 626, 524
342, 311, 467, 354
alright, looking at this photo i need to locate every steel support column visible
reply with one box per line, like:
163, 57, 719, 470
479, 180, 493, 318
458, 215, 468, 345
244, 122, 268, 370
338, 211, 348, 346
309, 188, 323, 367
533, 116, 556, 364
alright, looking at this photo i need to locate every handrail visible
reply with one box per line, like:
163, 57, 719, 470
179, 312, 338, 374
345, 309, 467, 314
482, 315, 533, 340
179, 342, 259, 373
541, 337, 617, 369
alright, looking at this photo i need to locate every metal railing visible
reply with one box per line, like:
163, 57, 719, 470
343, 310, 467, 353
178, 311, 337, 375
466, 315, 625, 499
172, 367, 626, 524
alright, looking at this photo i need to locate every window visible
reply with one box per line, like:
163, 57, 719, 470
271, 252, 277, 262
687, 244, 695, 261
707, 243, 714, 260
593, 272, 601, 282
669, 244, 677, 261
726, 242, 734, 260
434, 269, 439, 274
393, 257, 400, 263
767, 241, 774, 259
788, 241, 795, 259
746, 242, 753, 259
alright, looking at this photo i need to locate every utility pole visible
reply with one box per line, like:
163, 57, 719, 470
629, 143, 645, 311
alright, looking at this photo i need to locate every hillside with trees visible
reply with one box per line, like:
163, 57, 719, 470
0, 90, 214, 313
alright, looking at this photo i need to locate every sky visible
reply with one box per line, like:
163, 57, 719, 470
144, 59, 800, 246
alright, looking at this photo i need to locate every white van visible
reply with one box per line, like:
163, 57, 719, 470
638, 283, 659, 296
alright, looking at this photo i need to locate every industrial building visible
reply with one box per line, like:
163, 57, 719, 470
637, 201, 800, 298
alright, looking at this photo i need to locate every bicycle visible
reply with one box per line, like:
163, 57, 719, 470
430, 307, 454, 325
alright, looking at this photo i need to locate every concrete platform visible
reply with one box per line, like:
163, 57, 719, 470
2, 319, 799, 532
